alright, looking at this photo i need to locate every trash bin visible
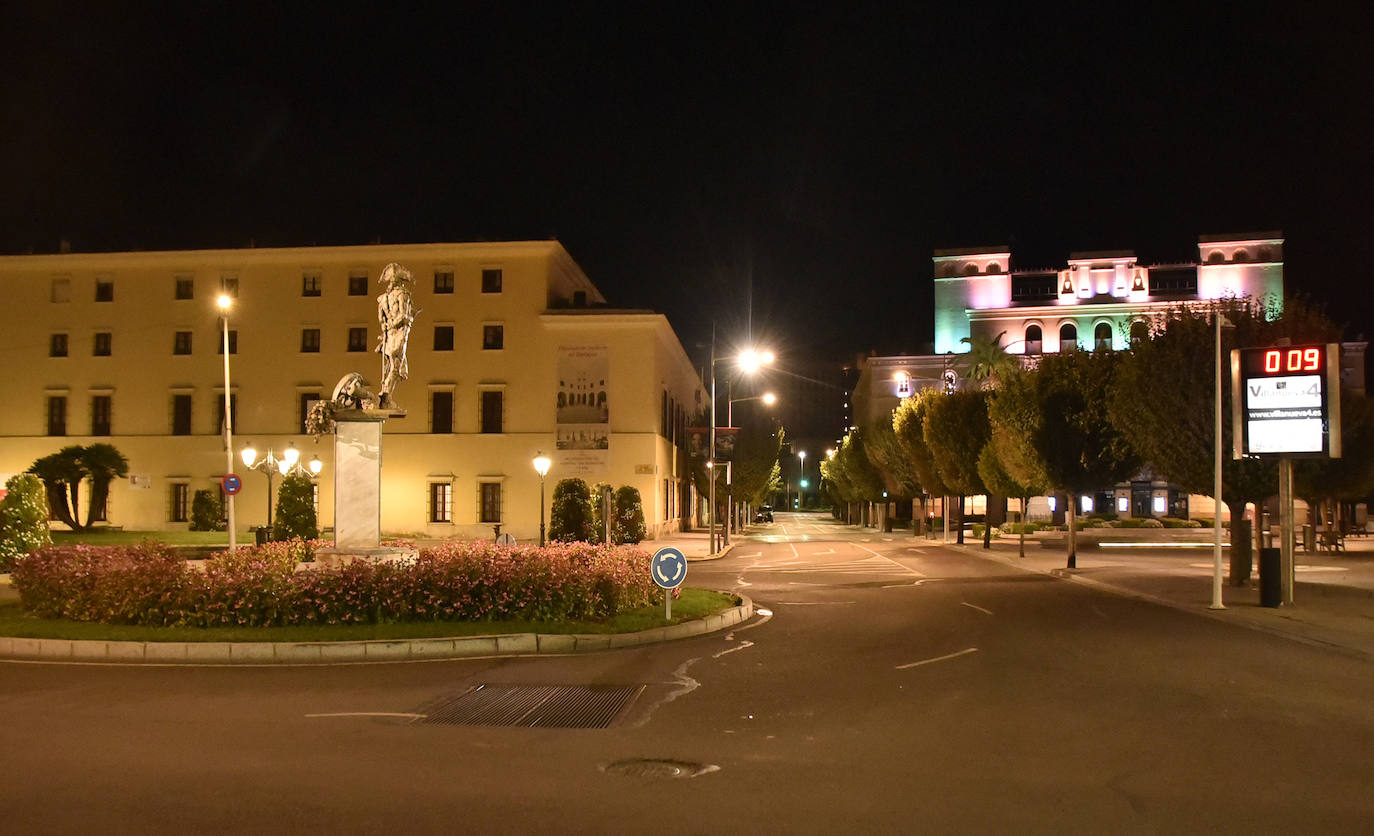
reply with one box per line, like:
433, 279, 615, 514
1302, 524, 1313, 553
1259, 547, 1282, 607
255, 526, 269, 546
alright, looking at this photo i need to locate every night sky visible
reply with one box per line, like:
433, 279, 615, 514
5, 3, 1372, 363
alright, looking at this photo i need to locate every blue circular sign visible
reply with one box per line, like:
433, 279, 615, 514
222, 473, 243, 495
650, 547, 688, 589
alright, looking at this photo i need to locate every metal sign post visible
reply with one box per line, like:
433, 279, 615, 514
651, 547, 688, 621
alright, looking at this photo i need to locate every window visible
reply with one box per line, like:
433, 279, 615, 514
434, 270, 454, 294
217, 330, 238, 354
170, 483, 189, 523
172, 394, 192, 435
51, 277, 71, 303
216, 394, 238, 435
481, 268, 503, 293
49, 333, 68, 357
433, 325, 454, 351
1094, 323, 1113, 351
174, 331, 193, 355
93, 332, 112, 356
47, 396, 67, 436
482, 324, 504, 350
479, 482, 501, 523
1059, 323, 1077, 352
301, 328, 321, 353
220, 276, 239, 297
430, 390, 454, 433
302, 272, 322, 297
349, 272, 368, 296
347, 327, 368, 352
1025, 324, 1043, 355
429, 483, 452, 523
95, 278, 114, 302
299, 392, 321, 433
175, 276, 194, 300
1130, 320, 1149, 347
91, 395, 111, 436
481, 390, 503, 433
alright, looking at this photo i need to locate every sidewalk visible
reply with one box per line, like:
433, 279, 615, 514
957, 531, 1374, 660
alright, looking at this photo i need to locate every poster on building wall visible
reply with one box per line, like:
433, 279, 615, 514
556, 345, 610, 474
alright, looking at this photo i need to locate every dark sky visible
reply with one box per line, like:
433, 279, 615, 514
4, 3, 1372, 362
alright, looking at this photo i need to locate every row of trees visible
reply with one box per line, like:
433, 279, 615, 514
549, 479, 647, 544
823, 297, 1374, 568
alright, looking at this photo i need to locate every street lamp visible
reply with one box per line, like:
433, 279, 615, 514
217, 293, 237, 551
727, 391, 777, 426
797, 450, 807, 509
533, 452, 551, 547
1212, 312, 1235, 610
709, 337, 774, 553
240, 443, 315, 534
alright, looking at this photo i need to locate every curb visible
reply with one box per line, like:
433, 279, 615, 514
0, 595, 754, 666
687, 543, 735, 562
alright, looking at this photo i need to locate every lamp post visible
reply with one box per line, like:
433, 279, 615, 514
708, 338, 773, 553
797, 450, 807, 510
533, 452, 551, 547
1212, 312, 1235, 610
240, 443, 316, 534
727, 391, 776, 530
217, 293, 237, 551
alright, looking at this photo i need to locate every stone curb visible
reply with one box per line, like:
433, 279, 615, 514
0, 594, 753, 666
687, 543, 735, 562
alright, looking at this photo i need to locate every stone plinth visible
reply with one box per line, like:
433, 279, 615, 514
331, 408, 405, 553
314, 546, 419, 568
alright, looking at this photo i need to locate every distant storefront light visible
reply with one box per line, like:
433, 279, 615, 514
1153, 496, 1168, 515
1080, 495, 1093, 514
1116, 496, 1129, 513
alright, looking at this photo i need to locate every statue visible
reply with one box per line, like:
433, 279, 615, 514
376, 263, 417, 408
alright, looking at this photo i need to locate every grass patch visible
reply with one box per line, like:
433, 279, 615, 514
50, 530, 232, 547
0, 587, 738, 643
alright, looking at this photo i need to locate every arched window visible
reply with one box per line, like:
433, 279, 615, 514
1025, 324, 1043, 354
1258, 246, 1273, 262
1232, 248, 1249, 262
1207, 250, 1225, 264
1094, 322, 1113, 351
1130, 320, 1148, 347
987, 262, 1002, 273
964, 263, 980, 276
1059, 323, 1077, 352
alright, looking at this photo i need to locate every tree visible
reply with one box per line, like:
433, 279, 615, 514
978, 443, 1044, 557
549, 478, 594, 542
960, 331, 1020, 389
994, 350, 1138, 567
923, 389, 990, 545
0, 473, 51, 571
863, 417, 921, 506
732, 420, 784, 513
893, 388, 950, 532
30, 447, 85, 530
612, 485, 647, 544
821, 429, 884, 525
272, 474, 318, 541
190, 490, 224, 532
78, 443, 129, 529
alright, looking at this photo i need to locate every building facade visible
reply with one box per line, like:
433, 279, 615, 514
854, 233, 1366, 521
0, 241, 705, 540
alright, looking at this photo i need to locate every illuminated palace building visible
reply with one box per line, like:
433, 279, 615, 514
853, 232, 1367, 521
0, 241, 706, 539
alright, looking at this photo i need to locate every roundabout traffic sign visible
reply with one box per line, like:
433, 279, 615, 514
651, 547, 687, 589
222, 473, 243, 495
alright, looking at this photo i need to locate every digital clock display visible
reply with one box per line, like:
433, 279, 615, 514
1231, 343, 1341, 458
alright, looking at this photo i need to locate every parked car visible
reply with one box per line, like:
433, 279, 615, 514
754, 505, 774, 523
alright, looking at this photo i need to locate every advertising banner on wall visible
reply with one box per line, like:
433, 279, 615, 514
556, 345, 610, 474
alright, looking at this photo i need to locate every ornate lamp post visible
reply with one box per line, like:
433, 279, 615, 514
216, 293, 237, 551
240, 443, 319, 533
533, 452, 551, 547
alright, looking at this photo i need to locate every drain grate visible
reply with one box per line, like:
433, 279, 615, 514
422, 684, 644, 729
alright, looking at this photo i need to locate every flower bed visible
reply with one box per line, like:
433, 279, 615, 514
11, 540, 659, 628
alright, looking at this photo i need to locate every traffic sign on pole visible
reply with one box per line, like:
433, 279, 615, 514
651, 547, 688, 620
222, 473, 243, 495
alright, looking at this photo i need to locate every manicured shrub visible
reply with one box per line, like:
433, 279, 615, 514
190, 489, 224, 532
549, 478, 594, 542
1161, 516, 1201, 528
272, 474, 318, 541
11, 540, 657, 627
0, 473, 52, 571
612, 485, 646, 544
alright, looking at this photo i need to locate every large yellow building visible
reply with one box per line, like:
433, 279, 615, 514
0, 241, 705, 541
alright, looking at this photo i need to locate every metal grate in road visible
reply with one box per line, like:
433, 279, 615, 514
422, 684, 644, 729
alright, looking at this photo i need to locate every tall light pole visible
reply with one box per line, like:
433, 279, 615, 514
533, 452, 551, 547
797, 450, 807, 509
217, 293, 237, 551
727, 391, 776, 531
1212, 312, 1234, 610
707, 335, 773, 554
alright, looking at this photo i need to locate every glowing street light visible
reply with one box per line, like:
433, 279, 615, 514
240, 443, 315, 534
216, 293, 238, 551
709, 339, 774, 552
533, 452, 552, 546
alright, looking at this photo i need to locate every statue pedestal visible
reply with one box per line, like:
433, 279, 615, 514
318, 408, 409, 563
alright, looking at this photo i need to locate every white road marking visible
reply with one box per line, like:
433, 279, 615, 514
713, 640, 755, 658
904, 548, 926, 554
777, 601, 858, 605
788, 542, 800, 558
961, 601, 993, 616
305, 712, 428, 719
850, 543, 926, 577
737, 552, 762, 559
881, 580, 928, 588
896, 648, 979, 670
813, 548, 835, 555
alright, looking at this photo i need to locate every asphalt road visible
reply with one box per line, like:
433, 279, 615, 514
5, 512, 1373, 834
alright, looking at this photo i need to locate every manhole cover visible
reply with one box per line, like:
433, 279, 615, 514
602, 759, 719, 779
422, 684, 643, 729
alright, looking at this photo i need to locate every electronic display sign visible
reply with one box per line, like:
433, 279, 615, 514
1231, 343, 1341, 458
